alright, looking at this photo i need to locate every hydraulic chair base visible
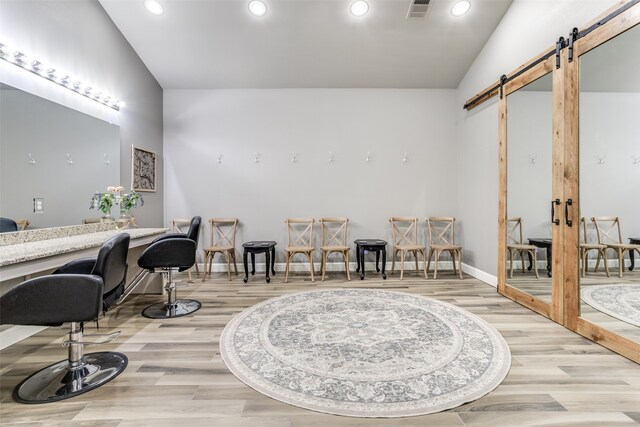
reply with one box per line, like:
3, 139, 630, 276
13, 351, 127, 404
142, 299, 202, 319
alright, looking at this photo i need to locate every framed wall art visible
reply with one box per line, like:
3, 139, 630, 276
131, 146, 156, 192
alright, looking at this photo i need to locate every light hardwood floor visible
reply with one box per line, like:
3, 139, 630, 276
1, 270, 639, 426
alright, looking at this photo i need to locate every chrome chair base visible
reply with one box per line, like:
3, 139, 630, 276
13, 351, 127, 404
142, 299, 202, 319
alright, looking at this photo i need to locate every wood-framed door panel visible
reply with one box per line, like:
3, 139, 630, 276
498, 56, 563, 323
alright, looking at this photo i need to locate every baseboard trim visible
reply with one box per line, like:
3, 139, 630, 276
461, 263, 497, 287
197, 260, 461, 274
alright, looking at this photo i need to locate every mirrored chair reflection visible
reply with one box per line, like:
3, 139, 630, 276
579, 217, 610, 278
592, 216, 640, 278
506, 217, 539, 279
122, 216, 202, 319
0, 233, 130, 403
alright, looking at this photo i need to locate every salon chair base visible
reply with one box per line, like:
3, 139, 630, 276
13, 351, 127, 404
142, 300, 202, 319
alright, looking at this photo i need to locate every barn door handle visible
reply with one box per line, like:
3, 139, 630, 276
565, 199, 573, 227
551, 199, 561, 225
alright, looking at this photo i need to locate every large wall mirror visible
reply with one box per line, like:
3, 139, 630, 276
505, 72, 554, 309
0, 84, 120, 229
577, 22, 640, 344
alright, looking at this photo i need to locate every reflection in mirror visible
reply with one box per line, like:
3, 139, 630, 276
579, 24, 640, 342
506, 72, 553, 302
0, 84, 120, 229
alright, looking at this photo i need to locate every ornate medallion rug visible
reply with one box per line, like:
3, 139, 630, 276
220, 289, 511, 417
581, 284, 640, 327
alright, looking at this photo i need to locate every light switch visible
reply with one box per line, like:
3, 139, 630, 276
33, 198, 44, 213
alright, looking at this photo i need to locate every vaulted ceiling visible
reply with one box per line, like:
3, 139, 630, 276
100, 0, 512, 89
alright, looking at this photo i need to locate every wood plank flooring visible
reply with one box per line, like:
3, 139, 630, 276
1, 271, 639, 426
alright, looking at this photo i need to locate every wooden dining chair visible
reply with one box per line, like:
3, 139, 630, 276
82, 218, 101, 224
172, 218, 201, 282
592, 216, 640, 278
202, 218, 239, 281
389, 217, 428, 280
579, 217, 609, 278
284, 218, 315, 283
426, 217, 463, 280
506, 217, 539, 279
320, 217, 350, 281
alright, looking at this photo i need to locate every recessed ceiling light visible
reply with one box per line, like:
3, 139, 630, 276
350, 0, 369, 17
144, 0, 164, 15
248, 0, 267, 17
451, 0, 471, 17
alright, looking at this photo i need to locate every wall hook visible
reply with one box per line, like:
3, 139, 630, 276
528, 154, 537, 165
217, 154, 223, 164
66, 153, 74, 165
597, 154, 606, 165
328, 151, 334, 163
632, 155, 640, 165
291, 152, 297, 163
254, 152, 260, 163
27, 153, 36, 165
104, 153, 110, 165
402, 151, 408, 164
365, 151, 371, 163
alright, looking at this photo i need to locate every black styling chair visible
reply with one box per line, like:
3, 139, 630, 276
0, 233, 130, 404
0, 217, 18, 233
120, 216, 202, 319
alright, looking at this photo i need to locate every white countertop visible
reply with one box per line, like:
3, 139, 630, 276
0, 228, 168, 267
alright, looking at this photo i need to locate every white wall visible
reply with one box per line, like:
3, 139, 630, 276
0, 0, 164, 227
164, 89, 458, 264
455, 0, 620, 277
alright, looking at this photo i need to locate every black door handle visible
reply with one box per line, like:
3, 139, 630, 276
565, 199, 573, 227
551, 199, 561, 225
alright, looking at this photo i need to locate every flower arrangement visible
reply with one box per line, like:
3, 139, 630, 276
90, 186, 144, 217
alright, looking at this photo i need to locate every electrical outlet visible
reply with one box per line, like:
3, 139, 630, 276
33, 198, 44, 213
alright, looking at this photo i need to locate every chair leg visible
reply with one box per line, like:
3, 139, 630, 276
509, 249, 514, 279
422, 249, 428, 279
284, 252, 291, 283
618, 248, 624, 278
309, 251, 316, 283
226, 252, 231, 281
532, 250, 540, 279
345, 251, 351, 281
433, 250, 439, 280
414, 251, 419, 272
232, 252, 238, 275
603, 249, 610, 277
400, 250, 405, 281
520, 250, 526, 273
321, 251, 327, 282
391, 249, 397, 274
202, 252, 209, 282
209, 253, 215, 280
580, 249, 586, 278
426, 249, 433, 277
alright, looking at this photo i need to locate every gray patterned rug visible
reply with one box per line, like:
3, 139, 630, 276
220, 289, 511, 417
581, 284, 640, 327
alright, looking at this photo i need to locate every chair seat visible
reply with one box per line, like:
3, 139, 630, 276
286, 246, 314, 252
394, 244, 425, 251
321, 245, 349, 251
204, 245, 234, 252
507, 244, 537, 251
606, 243, 640, 250
430, 244, 461, 251
580, 243, 607, 249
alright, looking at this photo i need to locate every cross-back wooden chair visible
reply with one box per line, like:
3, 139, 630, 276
592, 216, 640, 278
579, 217, 609, 278
202, 218, 239, 281
15, 219, 30, 231
172, 218, 201, 282
320, 217, 350, 281
506, 217, 539, 279
284, 218, 315, 283
389, 217, 427, 280
426, 217, 463, 279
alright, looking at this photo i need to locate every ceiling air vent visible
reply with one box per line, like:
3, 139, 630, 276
406, 0, 431, 19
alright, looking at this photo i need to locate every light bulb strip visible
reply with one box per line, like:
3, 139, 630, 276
0, 42, 122, 111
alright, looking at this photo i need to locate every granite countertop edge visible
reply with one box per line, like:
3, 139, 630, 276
0, 228, 168, 267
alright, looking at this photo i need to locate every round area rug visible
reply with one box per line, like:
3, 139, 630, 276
581, 284, 640, 327
220, 289, 511, 417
